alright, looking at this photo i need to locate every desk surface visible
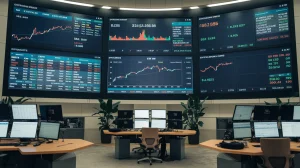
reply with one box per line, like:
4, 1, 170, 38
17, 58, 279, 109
104, 130, 196, 136
0, 139, 94, 155
200, 139, 300, 156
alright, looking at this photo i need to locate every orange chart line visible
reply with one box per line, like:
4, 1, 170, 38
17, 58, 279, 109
200, 62, 233, 73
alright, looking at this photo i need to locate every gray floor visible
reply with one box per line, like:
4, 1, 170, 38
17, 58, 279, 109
75, 144, 218, 168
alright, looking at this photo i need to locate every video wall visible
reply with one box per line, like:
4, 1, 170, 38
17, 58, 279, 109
3, 0, 298, 99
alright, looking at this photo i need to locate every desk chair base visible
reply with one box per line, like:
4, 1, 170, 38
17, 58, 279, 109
137, 156, 163, 165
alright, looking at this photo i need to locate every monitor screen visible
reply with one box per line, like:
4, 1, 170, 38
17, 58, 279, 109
254, 122, 279, 138
11, 3, 103, 53
198, 3, 290, 53
0, 122, 9, 138
0, 104, 10, 120
167, 120, 182, 129
10, 122, 38, 138
233, 122, 252, 139
134, 119, 149, 129
12, 104, 38, 120
40, 105, 63, 121
167, 111, 182, 120
118, 110, 133, 119
151, 119, 166, 129
39, 122, 60, 140
199, 47, 294, 95
117, 120, 133, 129
134, 110, 149, 119
108, 18, 192, 54
280, 105, 294, 120
293, 106, 300, 120
107, 56, 193, 94
282, 122, 300, 137
152, 110, 166, 119
253, 106, 279, 121
233, 105, 254, 121
8, 48, 101, 93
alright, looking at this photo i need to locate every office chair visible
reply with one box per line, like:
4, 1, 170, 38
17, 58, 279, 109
137, 128, 163, 165
260, 138, 294, 168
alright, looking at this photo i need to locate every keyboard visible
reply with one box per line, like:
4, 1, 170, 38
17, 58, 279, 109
0, 143, 20, 146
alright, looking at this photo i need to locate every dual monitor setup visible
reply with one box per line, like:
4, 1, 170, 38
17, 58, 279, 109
0, 104, 64, 142
232, 105, 300, 140
117, 110, 182, 130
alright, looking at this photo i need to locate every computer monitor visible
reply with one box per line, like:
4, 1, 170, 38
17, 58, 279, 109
134, 110, 149, 119
168, 120, 182, 129
10, 122, 38, 138
253, 106, 279, 121
39, 122, 60, 140
118, 110, 133, 119
0, 122, 9, 138
167, 111, 182, 120
40, 105, 63, 121
134, 119, 149, 129
151, 119, 166, 129
0, 104, 10, 120
281, 122, 300, 138
293, 106, 300, 120
254, 122, 279, 138
12, 104, 38, 120
233, 105, 254, 121
280, 105, 294, 120
152, 110, 166, 119
233, 122, 252, 139
117, 120, 133, 129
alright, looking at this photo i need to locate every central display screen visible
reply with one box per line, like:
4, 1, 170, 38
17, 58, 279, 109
107, 56, 193, 94
198, 3, 290, 53
108, 18, 192, 54
8, 48, 101, 93
11, 3, 103, 53
199, 47, 293, 94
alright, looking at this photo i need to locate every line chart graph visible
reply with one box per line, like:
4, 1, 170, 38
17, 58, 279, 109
112, 65, 181, 83
200, 62, 233, 73
12, 26, 72, 41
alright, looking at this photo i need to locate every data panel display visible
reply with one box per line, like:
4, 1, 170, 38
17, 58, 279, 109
200, 47, 293, 94
8, 48, 101, 93
109, 18, 192, 54
199, 3, 290, 53
108, 56, 193, 94
11, 3, 103, 53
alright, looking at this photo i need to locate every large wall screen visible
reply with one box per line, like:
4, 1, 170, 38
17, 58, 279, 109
108, 18, 192, 54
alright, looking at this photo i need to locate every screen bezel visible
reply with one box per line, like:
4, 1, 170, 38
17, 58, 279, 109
253, 121, 280, 138
134, 119, 150, 129
232, 105, 254, 121
12, 104, 38, 120
10, 121, 38, 139
39, 122, 61, 140
281, 121, 300, 138
134, 110, 150, 119
151, 109, 167, 119
39, 105, 64, 121
151, 119, 167, 129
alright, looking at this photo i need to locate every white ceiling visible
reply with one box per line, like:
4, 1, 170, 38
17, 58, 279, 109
76, 0, 237, 8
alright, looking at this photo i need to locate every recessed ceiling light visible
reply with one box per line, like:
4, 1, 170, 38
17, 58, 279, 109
207, 0, 251, 7
102, 6, 112, 9
190, 6, 199, 9
119, 8, 182, 11
51, 0, 94, 7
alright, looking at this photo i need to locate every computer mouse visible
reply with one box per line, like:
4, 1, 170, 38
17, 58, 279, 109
33, 143, 41, 147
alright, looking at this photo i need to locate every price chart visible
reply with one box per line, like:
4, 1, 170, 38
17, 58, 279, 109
200, 47, 293, 94
107, 56, 193, 94
109, 18, 192, 53
11, 3, 103, 53
199, 3, 290, 53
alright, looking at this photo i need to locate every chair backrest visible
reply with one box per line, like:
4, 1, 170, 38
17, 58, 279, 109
260, 138, 291, 168
141, 128, 159, 149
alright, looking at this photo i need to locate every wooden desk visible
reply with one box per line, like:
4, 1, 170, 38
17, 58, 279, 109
103, 130, 196, 136
200, 139, 300, 156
